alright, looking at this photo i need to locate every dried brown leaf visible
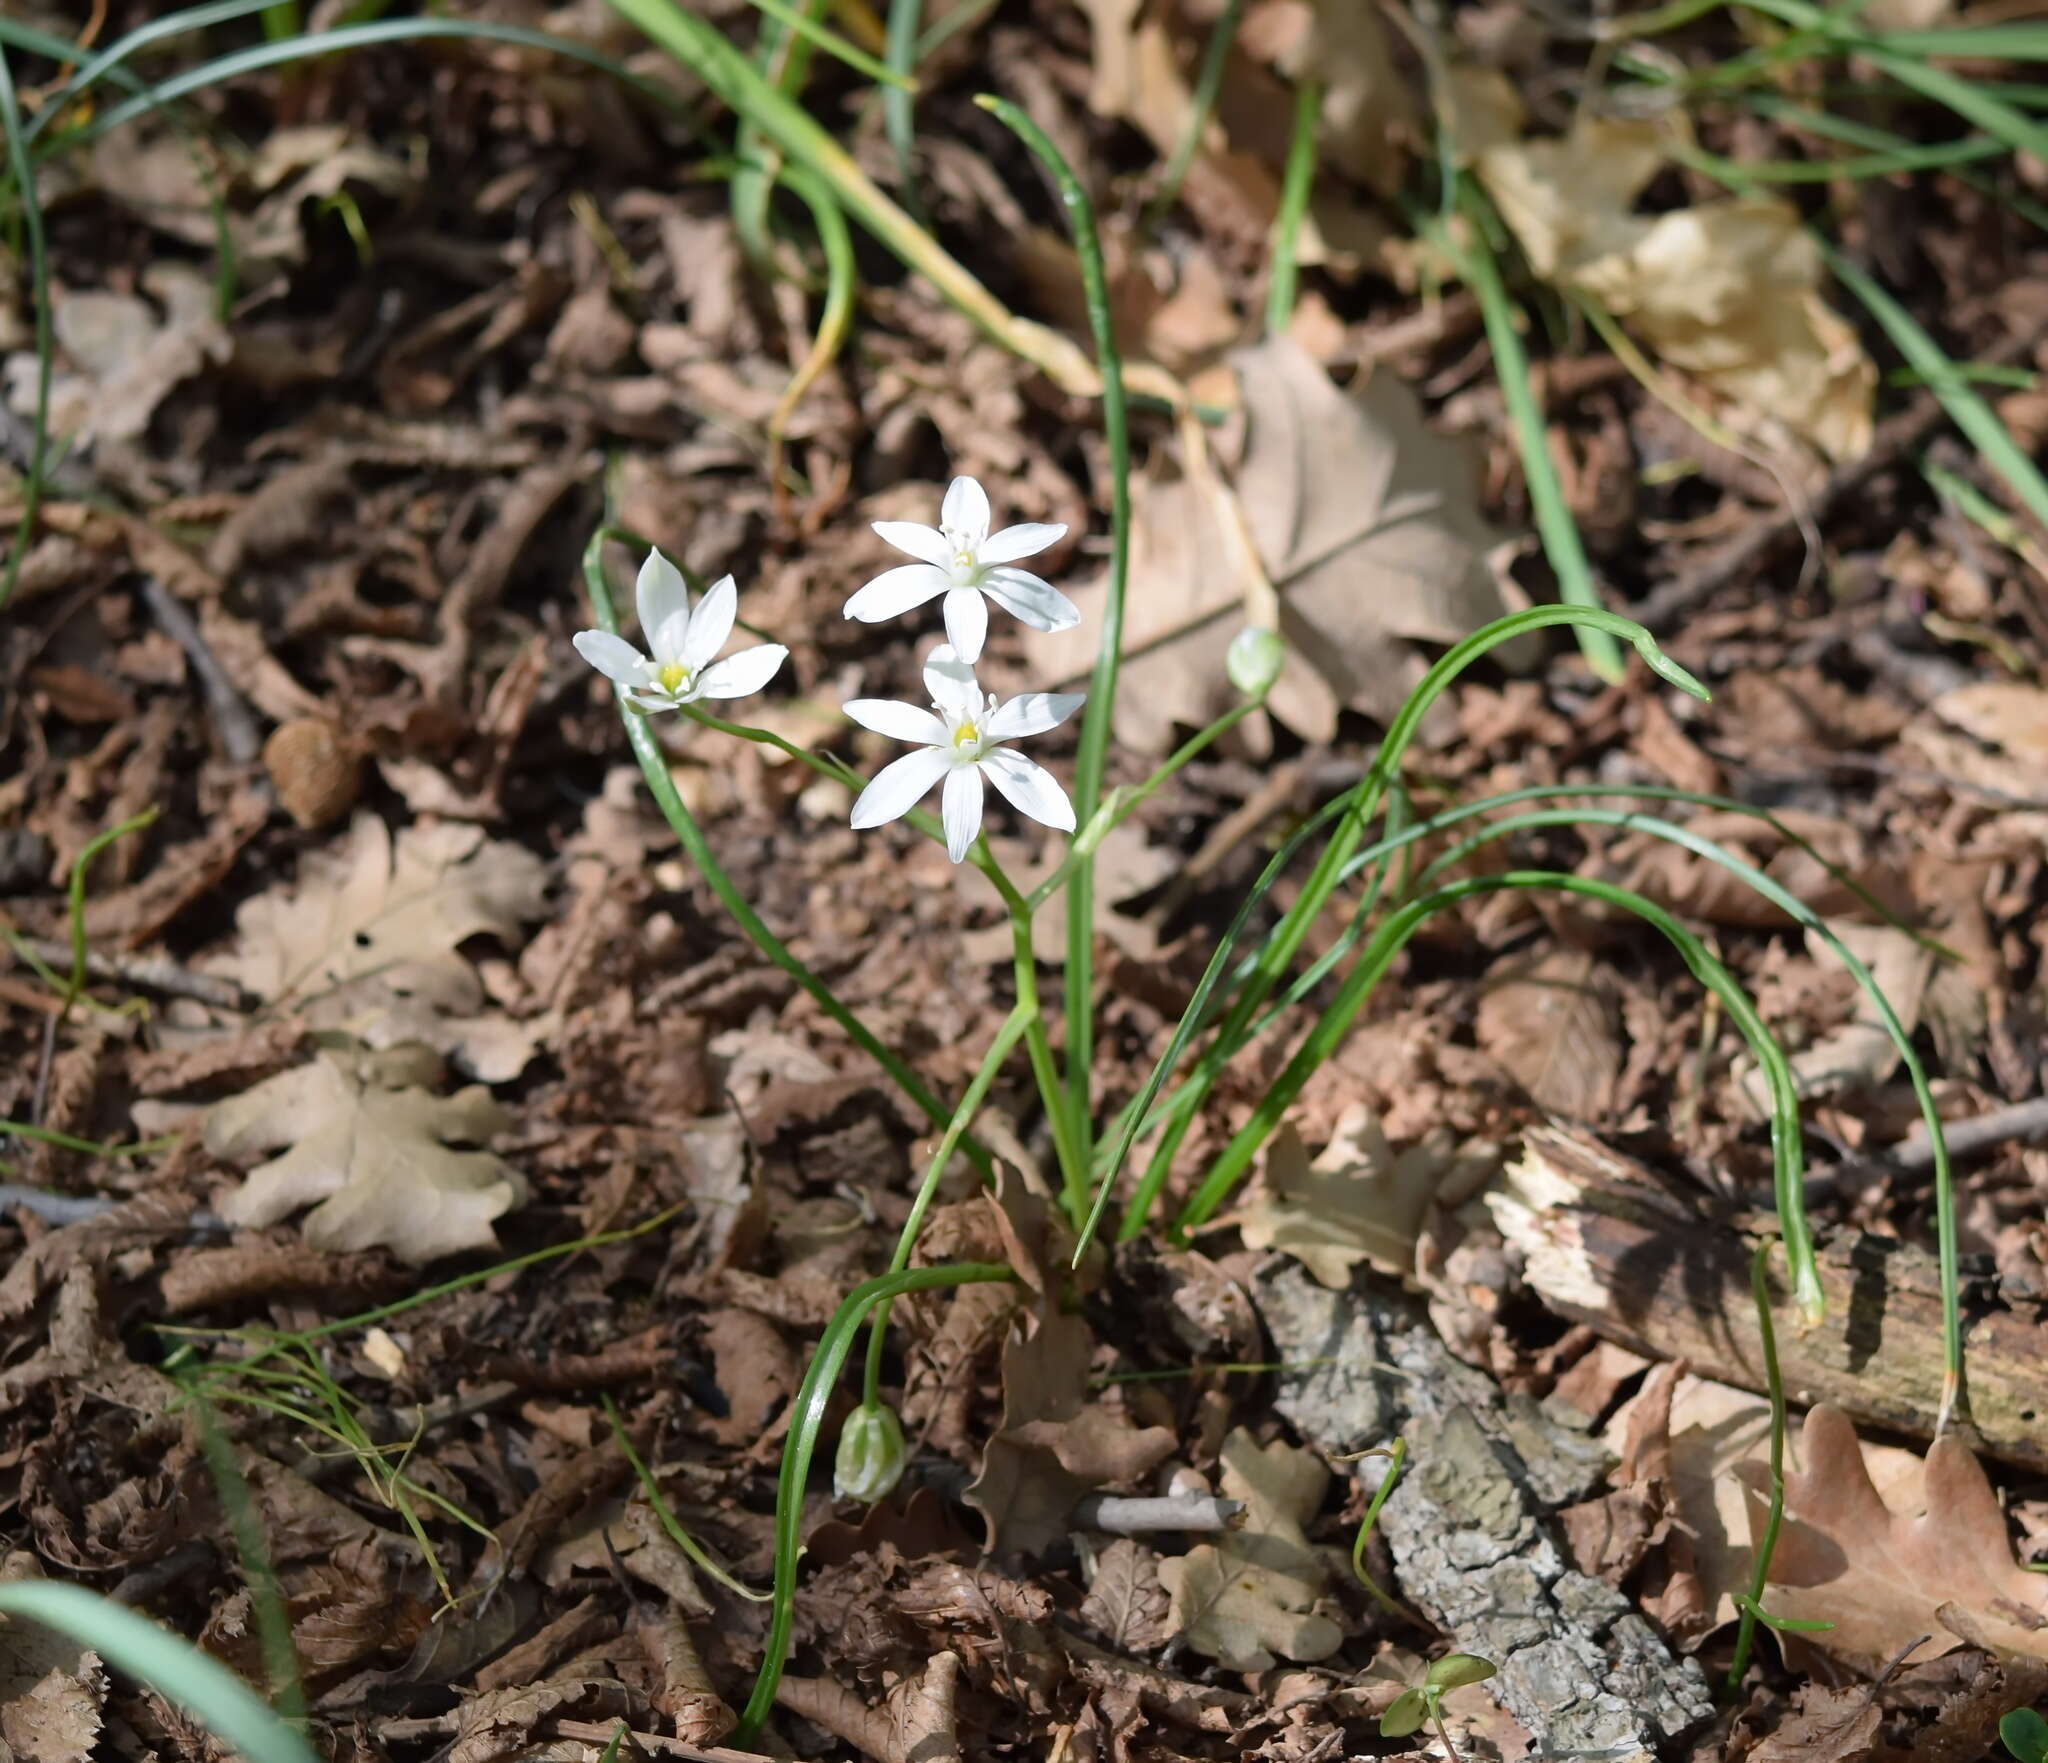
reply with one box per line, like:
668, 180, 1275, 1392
205, 1043, 526, 1263
202, 813, 548, 1080
1475, 948, 1623, 1120
1739, 1404, 2048, 1671
1081, 1539, 1177, 1652
1157, 1429, 1343, 1671
1025, 338, 1524, 753
1237, 1104, 1496, 1289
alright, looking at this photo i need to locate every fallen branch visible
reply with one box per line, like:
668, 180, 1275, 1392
1490, 1125, 2048, 1471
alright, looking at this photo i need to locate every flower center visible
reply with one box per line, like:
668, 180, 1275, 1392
657, 660, 692, 694
950, 719, 981, 752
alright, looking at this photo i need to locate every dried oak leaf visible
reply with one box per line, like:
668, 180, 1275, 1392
1739, 1404, 2048, 1671
1457, 75, 1873, 462
1475, 947, 1623, 1120
205, 1042, 526, 1263
0, 1559, 107, 1763
1158, 1428, 1344, 1671
1236, 1104, 1496, 1289
203, 812, 547, 1081
1082, 1538, 1177, 1652
1024, 336, 1526, 755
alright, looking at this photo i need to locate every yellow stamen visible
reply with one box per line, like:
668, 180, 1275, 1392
658, 661, 690, 694
952, 550, 976, 571
951, 721, 980, 750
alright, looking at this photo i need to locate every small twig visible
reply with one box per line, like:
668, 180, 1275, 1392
1073, 1492, 1244, 1534
7, 934, 253, 1010
139, 577, 264, 763
1894, 1096, 2048, 1172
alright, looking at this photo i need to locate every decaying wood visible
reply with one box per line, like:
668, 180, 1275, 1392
1490, 1125, 2048, 1471
1255, 1262, 1715, 1763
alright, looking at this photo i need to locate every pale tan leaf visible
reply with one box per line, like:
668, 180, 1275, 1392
1471, 114, 1873, 461
1475, 949, 1622, 1120
205, 1043, 526, 1264
1158, 1429, 1343, 1670
1025, 338, 1525, 753
203, 812, 548, 1079
1739, 1404, 2048, 1670
1236, 1106, 1496, 1289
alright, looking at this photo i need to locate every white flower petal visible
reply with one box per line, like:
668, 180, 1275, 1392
626, 686, 682, 712
922, 644, 981, 722
573, 629, 651, 686
843, 698, 948, 745
942, 763, 985, 862
985, 690, 1086, 742
942, 586, 989, 665
654, 607, 692, 667
941, 475, 990, 548
851, 747, 952, 829
684, 574, 737, 672
979, 521, 1066, 565
636, 550, 689, 645
845, 562, 951, 623
696, 643, 786, 701
981, 567, 1081, 633
871, 520, 953, 567
981, 746, 1075, 832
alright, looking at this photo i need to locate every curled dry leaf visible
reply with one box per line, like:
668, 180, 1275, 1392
1739, 1404, 2048, 1671
1157, 1429, 1344, 1671
1455, 73, 1872, 463
1237, 1105, 1496, 1290
205, 1042, 527, 1265
203, 812, 548, 1080
1082, 1538, 1177, 1652
4, 262, 228, 449
1474, 947, 1623, 1120
1025, 337, 1525, 754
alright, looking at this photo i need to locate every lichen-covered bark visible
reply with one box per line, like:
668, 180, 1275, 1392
1256, 1263, 1714, 1762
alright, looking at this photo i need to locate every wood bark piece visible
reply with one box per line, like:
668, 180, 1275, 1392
1255, 1262, 1715, 1762
1489, 1126, 2048, 1472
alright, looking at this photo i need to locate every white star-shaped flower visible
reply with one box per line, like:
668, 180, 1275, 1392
845, 474, 1077, 665
846, 645, 1084, 863
574, 551, 787, 713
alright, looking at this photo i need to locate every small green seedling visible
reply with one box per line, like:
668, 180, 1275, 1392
2001, 1707, 2048, 1763
1380, 1652, 1498, 1756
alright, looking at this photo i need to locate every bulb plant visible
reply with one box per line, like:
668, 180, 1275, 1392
564, 99, 1960, 1759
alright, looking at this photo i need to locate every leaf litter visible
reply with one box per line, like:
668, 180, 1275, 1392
3, 4, 2048, 1761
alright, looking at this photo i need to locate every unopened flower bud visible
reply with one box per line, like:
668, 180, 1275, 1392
1226, 627, 1284, 698
834, 1400, 907, 1503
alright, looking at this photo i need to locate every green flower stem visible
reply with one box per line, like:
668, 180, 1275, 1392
737, 1261, 1015, 1742
1025, 696, 1266, 914
975, 841, 1087, 1215
1175, 870, 1821, 1329
861, 1000, 1034, 1407
0, 45, 51, 616
583, 528, 991, 1178
1436, 178, 1626, 683
605, 0, 1104, 395
974, 95, 1131, 1192
1347, 1435, 1406, 1614
1265, 76, 1320, 336
1728, 1241, 1790, 1690
1150, 0, 1246, 221
601, 1393, 772, 1601
883, 0, 924, 221
1088, 603, 1704, 1256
